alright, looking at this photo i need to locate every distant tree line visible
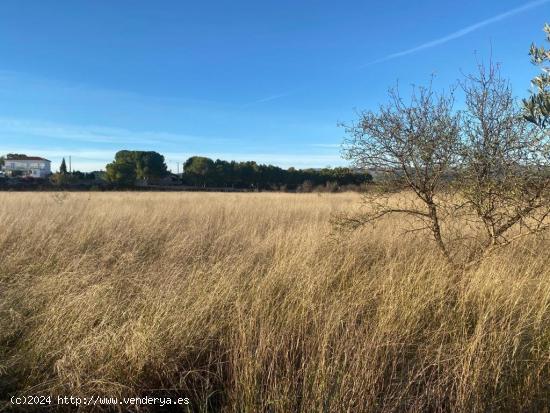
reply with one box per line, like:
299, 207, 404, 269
103, 151, 371, 190
181, 156, 371, 190
2, 150, 371, 191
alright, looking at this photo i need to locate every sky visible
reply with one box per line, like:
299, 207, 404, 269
0, 0, 548, 172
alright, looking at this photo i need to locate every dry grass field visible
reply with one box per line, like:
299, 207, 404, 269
1, 192, 549, 412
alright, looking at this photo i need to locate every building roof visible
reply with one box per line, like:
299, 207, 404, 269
6, 156, 51, 162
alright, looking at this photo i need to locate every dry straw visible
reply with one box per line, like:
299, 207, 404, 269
1, 192, 549, 412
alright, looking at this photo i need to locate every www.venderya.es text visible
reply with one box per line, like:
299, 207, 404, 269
11, 395, 190, 407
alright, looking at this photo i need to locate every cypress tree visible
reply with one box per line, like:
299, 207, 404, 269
60, 158, 68, 174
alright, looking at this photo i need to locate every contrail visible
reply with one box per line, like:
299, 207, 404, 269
363, 0, 550, 66
252, 92, 292, 104
241, 91, 295, 108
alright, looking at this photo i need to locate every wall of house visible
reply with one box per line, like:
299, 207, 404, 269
4, 161, 51, 178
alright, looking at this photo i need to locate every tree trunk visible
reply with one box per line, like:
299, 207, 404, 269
427, 201, 453, 265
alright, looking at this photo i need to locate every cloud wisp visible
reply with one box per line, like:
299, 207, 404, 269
0, 118, 235, 146
364, 0, 550, 66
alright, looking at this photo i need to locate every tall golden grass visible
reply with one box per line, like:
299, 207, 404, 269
1, 192, 549, 412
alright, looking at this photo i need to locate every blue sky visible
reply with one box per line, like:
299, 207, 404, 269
0, 0, 548, 172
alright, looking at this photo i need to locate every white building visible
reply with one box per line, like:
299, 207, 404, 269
2, 156, 51, 178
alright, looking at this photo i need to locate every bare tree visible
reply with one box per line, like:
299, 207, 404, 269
340, 65, 549, 269
340, 83, 461, 263
457, 62, 550, 260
